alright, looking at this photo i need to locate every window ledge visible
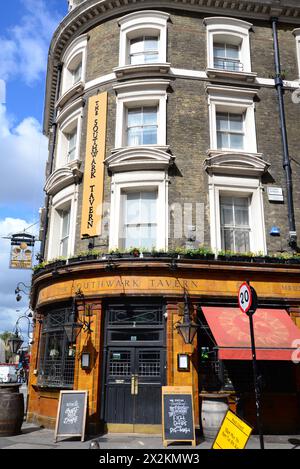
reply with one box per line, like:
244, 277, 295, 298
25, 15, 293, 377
44, 159, 83, 196
206, 68, 257, 83
204, 149, 270, 176
56, 81, 85, 109
113, 63, 171, 79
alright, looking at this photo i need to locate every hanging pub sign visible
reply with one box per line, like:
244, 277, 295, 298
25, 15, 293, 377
9, 233, 35, 270
81, 92, 107, 239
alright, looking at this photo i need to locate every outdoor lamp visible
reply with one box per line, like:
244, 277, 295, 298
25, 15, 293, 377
175, 292, 199, 345
7, 331, 24, 354
81, 352, 91, 370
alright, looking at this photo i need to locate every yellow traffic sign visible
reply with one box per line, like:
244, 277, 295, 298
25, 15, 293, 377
212, 410, 253, 450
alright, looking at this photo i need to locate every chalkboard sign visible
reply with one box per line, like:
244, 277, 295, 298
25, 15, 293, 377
162, 386, 196, 447
54, 391, 88, 442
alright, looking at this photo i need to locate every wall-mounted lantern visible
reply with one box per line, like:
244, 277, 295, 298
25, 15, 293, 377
175, 292, 199, 345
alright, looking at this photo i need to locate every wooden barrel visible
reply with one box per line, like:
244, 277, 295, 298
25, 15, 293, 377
201, 393, 229, 440
0, 384, 24, 436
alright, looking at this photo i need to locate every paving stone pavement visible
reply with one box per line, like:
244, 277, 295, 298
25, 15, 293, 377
1, 423, 300, 449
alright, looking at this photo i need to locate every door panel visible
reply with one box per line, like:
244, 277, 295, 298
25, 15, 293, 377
105, 347, 165, 426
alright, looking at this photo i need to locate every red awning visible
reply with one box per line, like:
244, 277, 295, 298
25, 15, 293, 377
201, 307, 300, 361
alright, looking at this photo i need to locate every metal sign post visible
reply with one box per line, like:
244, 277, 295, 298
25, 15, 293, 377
238, 281, 264, 450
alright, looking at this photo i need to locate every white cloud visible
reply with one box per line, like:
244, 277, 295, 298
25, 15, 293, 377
0, 217, 37, 334
0, 103, 48, 210
0, 0, 61, 84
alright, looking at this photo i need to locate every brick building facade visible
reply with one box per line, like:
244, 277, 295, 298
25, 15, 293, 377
28, 0, 300, 436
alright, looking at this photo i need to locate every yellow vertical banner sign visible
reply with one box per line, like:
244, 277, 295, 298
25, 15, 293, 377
81, 92, 107, 238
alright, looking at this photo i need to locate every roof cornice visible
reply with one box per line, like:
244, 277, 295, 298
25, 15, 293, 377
44, 0, 300, 134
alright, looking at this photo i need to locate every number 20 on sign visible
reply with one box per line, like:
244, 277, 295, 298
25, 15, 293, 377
238, 282, 252, 314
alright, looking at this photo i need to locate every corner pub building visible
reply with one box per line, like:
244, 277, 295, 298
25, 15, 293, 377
28, 0, 300, 436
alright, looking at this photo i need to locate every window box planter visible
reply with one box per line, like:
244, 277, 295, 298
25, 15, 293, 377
264, 256, 286, 264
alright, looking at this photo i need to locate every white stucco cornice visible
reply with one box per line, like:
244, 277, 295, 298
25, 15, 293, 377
204, 150, 270, 176
44, 0, 300, 135
105, 146, 175, 172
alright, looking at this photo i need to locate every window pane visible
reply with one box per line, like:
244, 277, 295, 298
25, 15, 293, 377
226, 44, 239, 59
214, 43, 225, 58
125, 226, 140, 248
144, 53, 159, 63
125, 193, 140, 224
128, 127, 142, 146
140, 192, 157, 224
221, 199, 234, 225
143, 126, 157, 145
128, 108, 142, 127
217, 131, 229, 149
222, 228, 234, 251
140, 225, 157, 249
235, 230, 250, 252
234, 198, 249, 227
230, 133, 244, 149
73, 62, 82, 83
143, 107, 157, 126
144, 37, 158, 51
216, 113, 229, 131
130, 37, 143, 54
61, 210, 70, 238
229, 114, 243, 132
68, 129, 77, 161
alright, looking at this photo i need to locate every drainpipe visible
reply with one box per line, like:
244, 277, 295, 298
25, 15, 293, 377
271, 17, 297, 250
40, 63, 63, 260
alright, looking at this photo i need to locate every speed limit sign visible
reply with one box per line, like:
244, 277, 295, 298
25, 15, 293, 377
238, 282, 253, 314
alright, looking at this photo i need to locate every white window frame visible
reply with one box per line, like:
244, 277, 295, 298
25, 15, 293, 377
204, 17, 252, 73
207, 85, 258, 153
293, 29, 300, 79
114, 80, 169, 149
118, 11, 169, 67
55, 105, 83, 169
61, 34, 88, 96
47, 184, 78, 260
208, 174, 266, 254
109, 170, 168, 251
219, 195, 251, 253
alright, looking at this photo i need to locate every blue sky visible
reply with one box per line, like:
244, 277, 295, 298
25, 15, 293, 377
0, 0, 67, 335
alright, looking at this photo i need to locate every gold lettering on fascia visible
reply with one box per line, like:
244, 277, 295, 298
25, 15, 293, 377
87, 100, 99, 230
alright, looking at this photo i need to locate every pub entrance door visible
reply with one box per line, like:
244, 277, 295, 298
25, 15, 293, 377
102, 300, 166, 432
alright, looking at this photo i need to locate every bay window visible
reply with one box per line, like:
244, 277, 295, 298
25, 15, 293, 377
38, 307, 75, 388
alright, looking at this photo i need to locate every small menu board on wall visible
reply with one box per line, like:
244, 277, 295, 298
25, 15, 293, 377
54, 391, 88, 442
162, 386, 196, 447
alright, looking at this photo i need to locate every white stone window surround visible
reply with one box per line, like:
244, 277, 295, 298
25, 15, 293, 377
60, 34, 88, 99
47, 184, 78, 261
113, 80, 169, 150
109, 170, 168, 251
204, 17, 253, 73
208, 174, 266, 255
293, 29, 300, 79
118, 11, 170, 67
55, 102, 83, 169
207, 85, 258, 154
